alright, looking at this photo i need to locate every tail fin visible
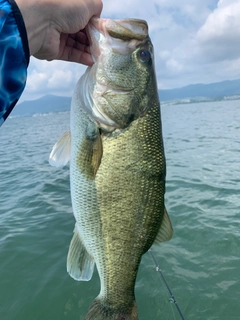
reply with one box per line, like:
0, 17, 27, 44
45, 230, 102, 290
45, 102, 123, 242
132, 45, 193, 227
84, 299, 138, 320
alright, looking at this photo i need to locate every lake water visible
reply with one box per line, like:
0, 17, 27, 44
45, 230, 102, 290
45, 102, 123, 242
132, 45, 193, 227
0, 100, 239, 320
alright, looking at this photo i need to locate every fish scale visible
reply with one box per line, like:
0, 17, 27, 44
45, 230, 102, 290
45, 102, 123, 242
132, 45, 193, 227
94, 105, 166, 307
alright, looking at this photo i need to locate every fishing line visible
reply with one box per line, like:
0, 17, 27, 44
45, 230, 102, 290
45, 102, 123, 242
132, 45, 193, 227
148, 249, 186, 320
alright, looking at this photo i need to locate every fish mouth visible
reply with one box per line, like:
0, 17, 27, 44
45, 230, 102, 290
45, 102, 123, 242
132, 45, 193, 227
86, 18, 149, 62
84, 18, 150, 131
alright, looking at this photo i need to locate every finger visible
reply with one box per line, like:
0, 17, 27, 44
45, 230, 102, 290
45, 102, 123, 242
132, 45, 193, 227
62, 47, 94, 65
57, 33, 94, 65
69, 30, 89, 46
59, 42, 93, 65
66, 34, 91, 54
90, 0, 103, 18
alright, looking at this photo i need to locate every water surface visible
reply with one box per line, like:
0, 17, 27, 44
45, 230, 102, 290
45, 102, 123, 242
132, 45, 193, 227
0, 100, 239, 320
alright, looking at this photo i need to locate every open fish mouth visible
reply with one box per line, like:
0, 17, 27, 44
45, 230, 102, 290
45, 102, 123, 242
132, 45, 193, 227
81, 18, 152, 131
87, 18, 149, 62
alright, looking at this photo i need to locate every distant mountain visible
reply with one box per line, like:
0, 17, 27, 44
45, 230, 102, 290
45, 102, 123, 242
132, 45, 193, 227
11, 94, 71, 116
10, 78, 240, 117
159, 79, 240, 102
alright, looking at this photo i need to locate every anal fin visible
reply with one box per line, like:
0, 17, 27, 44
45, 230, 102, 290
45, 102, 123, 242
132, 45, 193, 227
67, 224, 95, 281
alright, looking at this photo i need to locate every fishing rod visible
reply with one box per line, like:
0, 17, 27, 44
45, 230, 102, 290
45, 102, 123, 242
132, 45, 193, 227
148, 249, 186, 320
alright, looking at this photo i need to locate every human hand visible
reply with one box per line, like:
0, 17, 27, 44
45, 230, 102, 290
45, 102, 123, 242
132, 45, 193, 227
15, 0, 103, 66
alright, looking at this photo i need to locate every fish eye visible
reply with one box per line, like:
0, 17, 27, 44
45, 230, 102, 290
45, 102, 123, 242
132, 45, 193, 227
138, 50, 151, 62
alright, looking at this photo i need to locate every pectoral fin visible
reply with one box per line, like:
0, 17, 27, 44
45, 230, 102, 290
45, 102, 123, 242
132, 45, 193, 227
49, 131, 71, 167
67, 224, 95, 281
154, 206, 173, 243
79, 126, 102, 178
90, 129, 103, 176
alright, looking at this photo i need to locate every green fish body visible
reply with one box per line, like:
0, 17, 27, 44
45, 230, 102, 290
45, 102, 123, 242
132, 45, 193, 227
50, 18, 173, 320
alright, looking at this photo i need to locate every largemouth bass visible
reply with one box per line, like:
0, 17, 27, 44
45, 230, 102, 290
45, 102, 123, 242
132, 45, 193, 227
49, 18, 173, 320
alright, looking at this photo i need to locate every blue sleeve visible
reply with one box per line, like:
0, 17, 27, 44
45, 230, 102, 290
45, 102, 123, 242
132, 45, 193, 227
0, 0, 30, 126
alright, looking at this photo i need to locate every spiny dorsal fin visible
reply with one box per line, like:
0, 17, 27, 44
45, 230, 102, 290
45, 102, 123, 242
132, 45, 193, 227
49, 131, 71, 167
67, 224, 95, 281
154, 206, 173, 243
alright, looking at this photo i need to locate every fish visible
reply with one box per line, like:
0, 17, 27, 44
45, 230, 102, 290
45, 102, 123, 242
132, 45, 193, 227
49, 17, 173, 320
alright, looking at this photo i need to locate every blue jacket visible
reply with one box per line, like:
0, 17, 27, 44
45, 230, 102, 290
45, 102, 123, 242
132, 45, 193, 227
0, 0, 29, 126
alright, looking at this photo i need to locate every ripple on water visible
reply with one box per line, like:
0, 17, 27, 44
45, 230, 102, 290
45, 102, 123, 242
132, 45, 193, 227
0, 102, 240, 319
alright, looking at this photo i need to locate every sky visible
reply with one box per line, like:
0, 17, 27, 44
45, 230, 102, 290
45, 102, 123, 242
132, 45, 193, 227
20, 0, 240, 102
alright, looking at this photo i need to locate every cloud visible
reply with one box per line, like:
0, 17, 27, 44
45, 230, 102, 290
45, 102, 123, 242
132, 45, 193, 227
151, 0, 240, 88
21, 58, 88, 101
48, 69, 73, 89
195, 0, 240, 62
